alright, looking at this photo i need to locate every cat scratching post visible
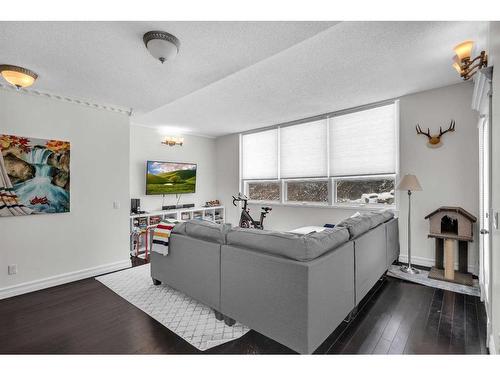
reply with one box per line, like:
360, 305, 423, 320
425, 207, 476, 286
443, 238, 455, 280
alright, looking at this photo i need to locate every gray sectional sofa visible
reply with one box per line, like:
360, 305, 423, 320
150, 212, 399, 354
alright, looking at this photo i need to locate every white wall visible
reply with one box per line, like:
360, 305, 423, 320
215, 134, 241, 226
0, 89, 130, 298
130, 125, 217, 212
488, 20, 500, 354
398, 83, 479, 274
215, 83, 479, 273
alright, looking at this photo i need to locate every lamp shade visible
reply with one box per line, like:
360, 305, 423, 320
454, 40, 474, 61
452, 62, 462, 74
397, 174, 422, 191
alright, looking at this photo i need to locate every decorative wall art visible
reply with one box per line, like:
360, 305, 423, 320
415, 120, 456, 148
0, 134, 70, 217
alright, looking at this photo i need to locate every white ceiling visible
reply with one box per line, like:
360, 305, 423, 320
0, 21, 488, 137
135, 21, 488, 136
0, 21, 335, 113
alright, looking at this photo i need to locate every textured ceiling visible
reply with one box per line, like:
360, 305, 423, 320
0, 21, 336, 113
0, 21, 488, 137
134, 21, 488, 136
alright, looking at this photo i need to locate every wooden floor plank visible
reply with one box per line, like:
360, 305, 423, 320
464, 298, 481, 354
340, 280, 402, 354
476, 302, 489, 354
388, 283, 434, 354
435, 290, 455, 354
403, 288, 444, 354
449, 293, 466, 354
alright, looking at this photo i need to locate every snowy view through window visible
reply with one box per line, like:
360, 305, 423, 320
336, 178, 394, 205
248, 182, 280, 201
287, 181, 328, 202
247, 178, 394, 204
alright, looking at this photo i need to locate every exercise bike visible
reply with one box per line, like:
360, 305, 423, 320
232, 193, 272, 230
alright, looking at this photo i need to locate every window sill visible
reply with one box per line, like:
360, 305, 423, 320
247, 201, 397, 211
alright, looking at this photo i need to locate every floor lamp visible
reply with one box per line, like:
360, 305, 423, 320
397, 174, 422, 274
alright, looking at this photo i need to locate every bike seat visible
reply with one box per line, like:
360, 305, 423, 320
262, 207, 272, 212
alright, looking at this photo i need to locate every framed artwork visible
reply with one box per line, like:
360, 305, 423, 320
0, 134, 70, 217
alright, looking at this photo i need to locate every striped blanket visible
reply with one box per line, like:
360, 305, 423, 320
152, 219, 180, 256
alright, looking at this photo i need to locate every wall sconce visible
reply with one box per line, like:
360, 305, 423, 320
162, 136, 184, 146
452, 40, 488, 81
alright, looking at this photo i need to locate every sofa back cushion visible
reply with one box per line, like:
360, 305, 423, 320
180, 220, 231, 244
226, 226, 349, 261
337, 210, 395, 239
336, 215, 372, 239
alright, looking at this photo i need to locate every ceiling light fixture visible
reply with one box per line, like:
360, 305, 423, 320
143, 31, 180, 64
0, 64, 38, 89
451, 40, 488, 81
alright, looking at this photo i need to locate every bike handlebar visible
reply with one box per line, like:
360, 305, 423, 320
232, 194, 249, 206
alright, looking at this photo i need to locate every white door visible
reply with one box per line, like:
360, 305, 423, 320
479, 117, 492, 312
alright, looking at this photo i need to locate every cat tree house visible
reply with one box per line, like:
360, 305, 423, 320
425, 207, 476, 286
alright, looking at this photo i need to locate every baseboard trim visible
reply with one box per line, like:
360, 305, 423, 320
398, 254, 478, 276
0, 259, 131, 300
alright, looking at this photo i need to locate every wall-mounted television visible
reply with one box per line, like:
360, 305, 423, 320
146, 161, 197, 195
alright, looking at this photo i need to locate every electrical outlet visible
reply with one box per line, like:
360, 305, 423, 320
113, 201, 121, 209
8, 264, 17, 275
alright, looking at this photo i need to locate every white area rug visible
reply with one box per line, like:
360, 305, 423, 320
388, 265, 480, 297
96, 264, 249, 351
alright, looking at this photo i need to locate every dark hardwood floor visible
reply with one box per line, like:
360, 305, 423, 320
0, 267, 487, 354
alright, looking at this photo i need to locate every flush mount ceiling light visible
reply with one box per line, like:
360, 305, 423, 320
143, 31, 180, 64
451, 40, 488, 81
0, 64, 38, 89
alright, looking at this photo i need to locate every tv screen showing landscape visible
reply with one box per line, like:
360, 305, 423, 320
146, 161, 197, 195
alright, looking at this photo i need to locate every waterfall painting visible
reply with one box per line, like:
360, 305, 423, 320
0, 134, 70, 217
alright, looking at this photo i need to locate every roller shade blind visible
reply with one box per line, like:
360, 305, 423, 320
280, 119, 328, 178
329, 104, 396, 176
241, 129, 278, 179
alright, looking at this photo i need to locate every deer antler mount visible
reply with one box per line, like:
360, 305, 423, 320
416, 120, 455, 148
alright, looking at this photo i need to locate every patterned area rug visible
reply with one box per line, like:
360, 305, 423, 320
388, 265, 480, 297
96, 264, 249, 351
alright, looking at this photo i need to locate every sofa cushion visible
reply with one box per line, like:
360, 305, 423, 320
380, 210, 395, 222
364, 212, 387, 229
336, 215, 372, 239
172, 221, 187, 235
183, 220, 231, 244
226, 226, 349, 261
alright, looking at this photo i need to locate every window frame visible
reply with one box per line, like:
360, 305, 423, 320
239, 100, 399, 209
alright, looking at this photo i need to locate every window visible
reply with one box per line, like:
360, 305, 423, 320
240, 102, 398, 207
329, 105, 396, 176
246, 181, 281, 201
241, 129, 278, 180
280, 120, 328, 178
334, 176, 395, 205
285, 180, 329, 203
